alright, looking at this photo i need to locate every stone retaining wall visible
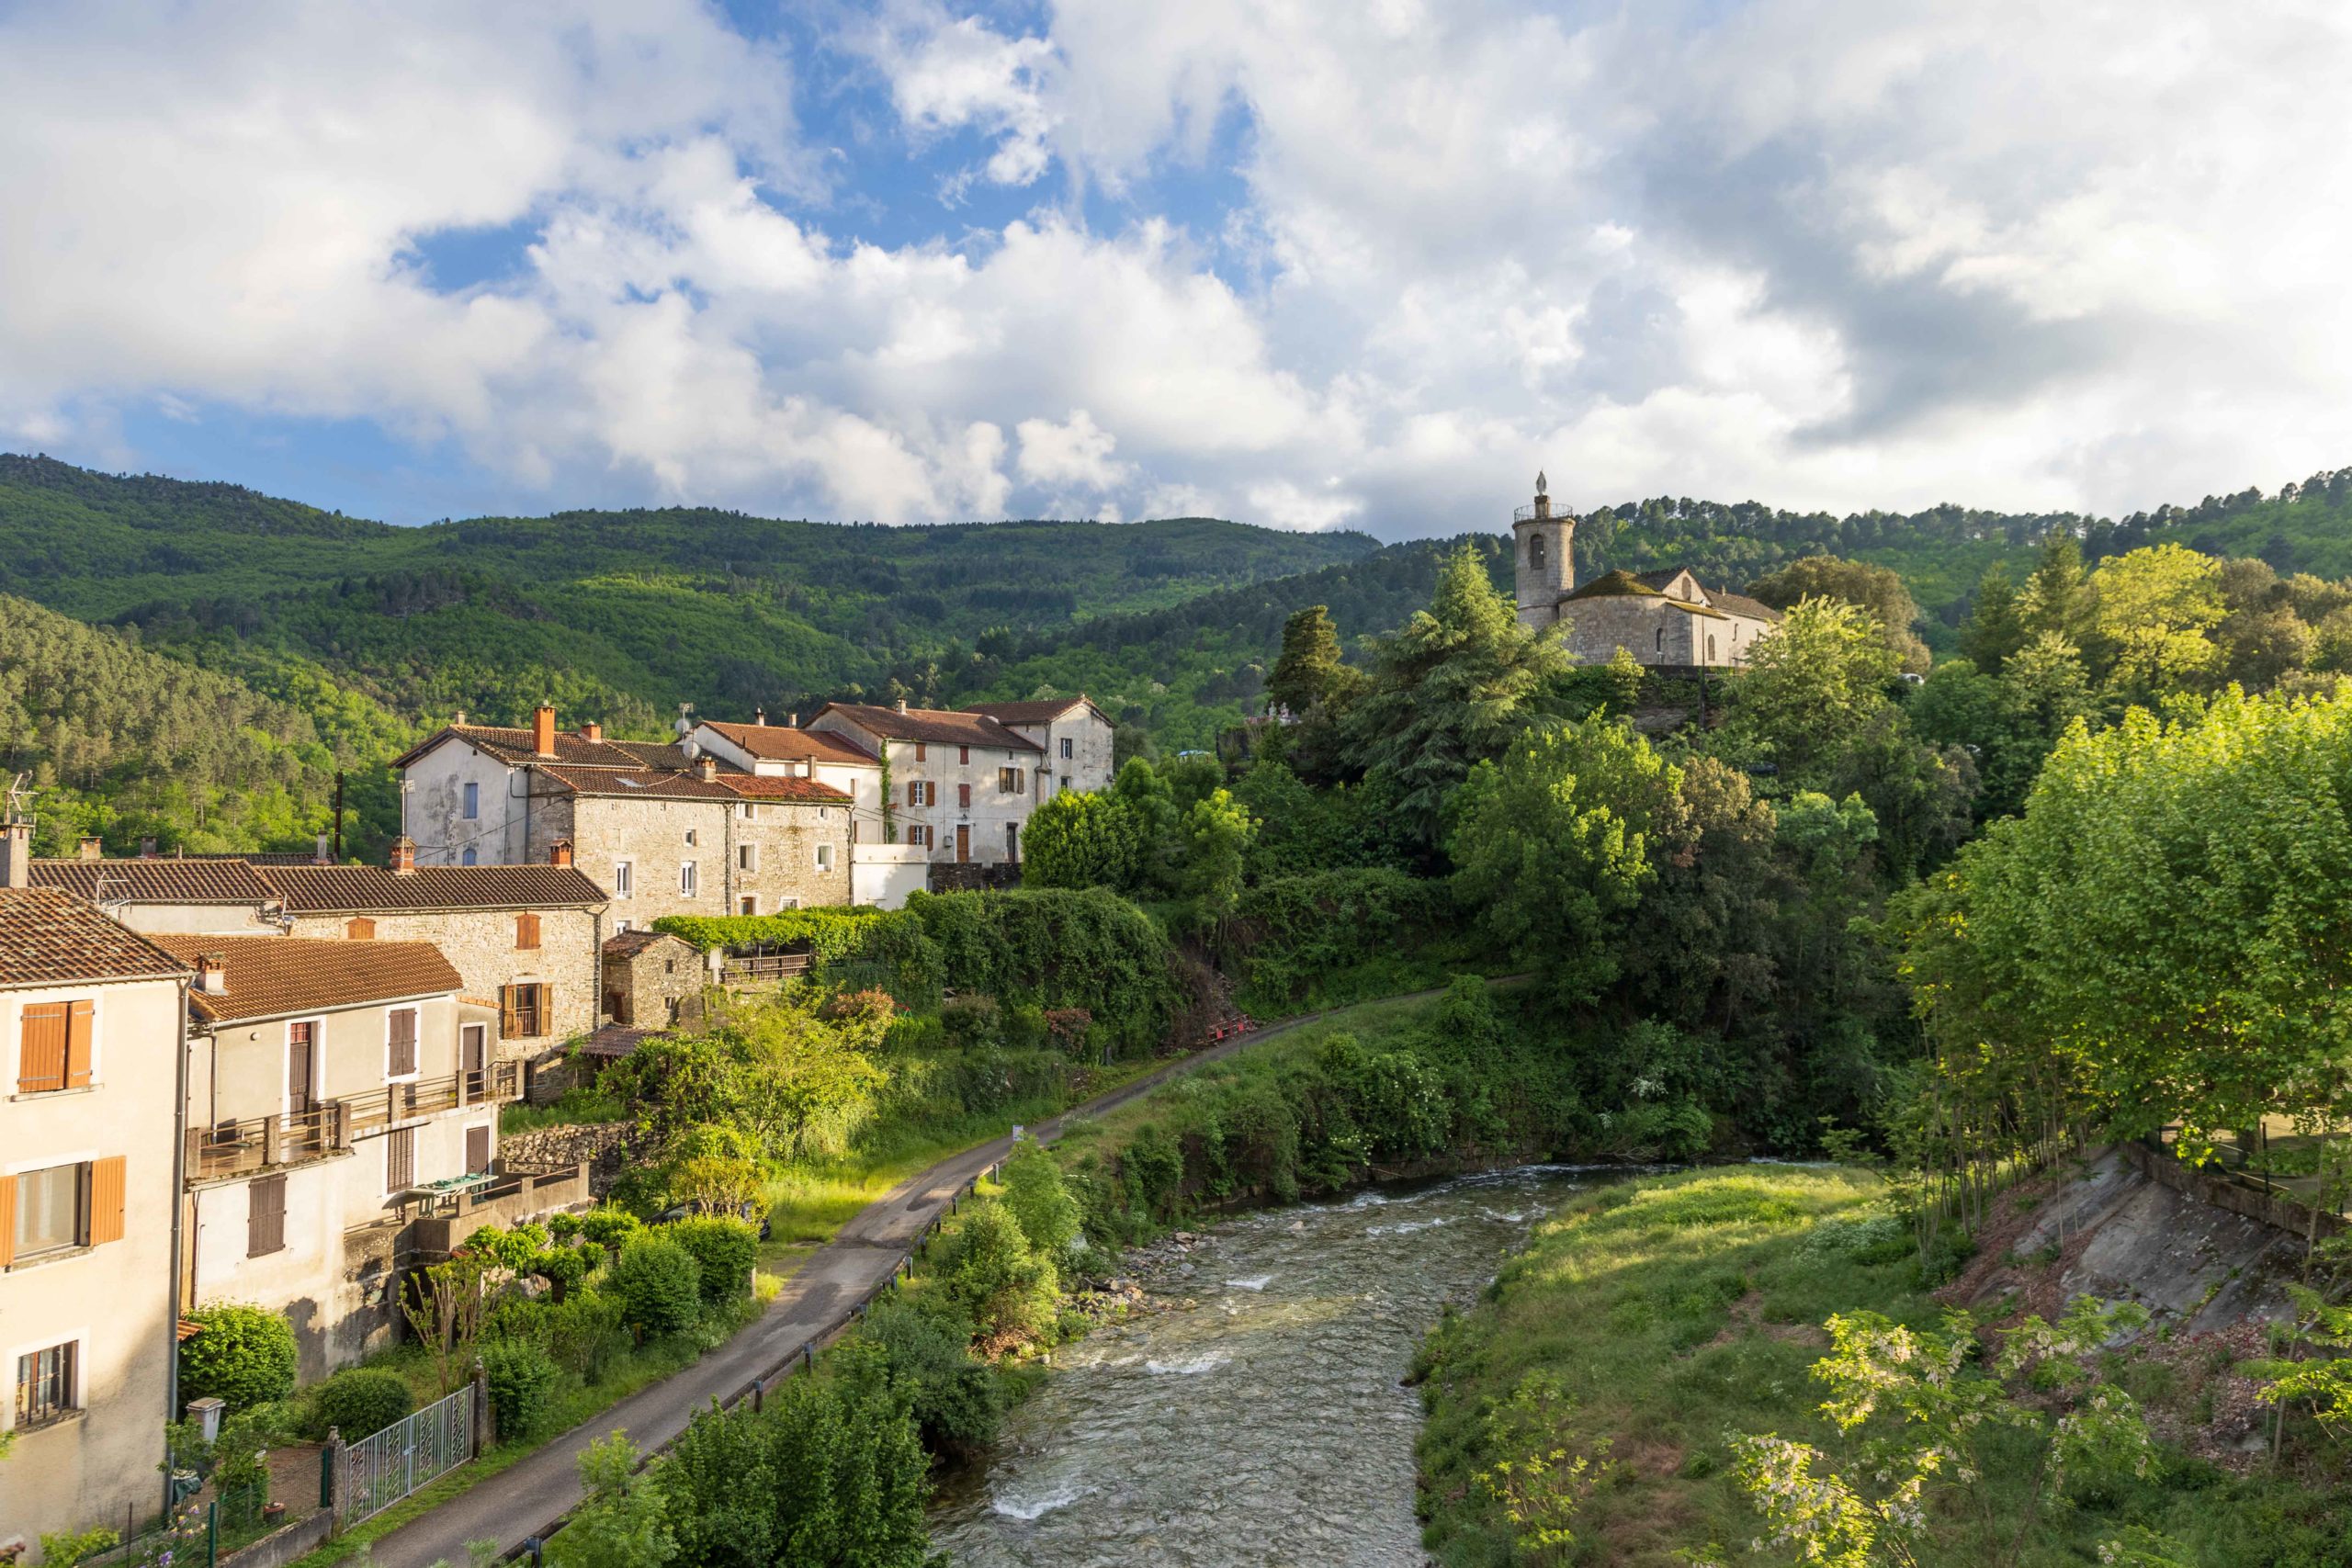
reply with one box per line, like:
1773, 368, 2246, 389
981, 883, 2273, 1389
500, 1121, 645, 1198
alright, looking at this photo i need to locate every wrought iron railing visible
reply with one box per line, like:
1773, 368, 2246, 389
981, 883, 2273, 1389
187, 1062, 520, 1180
342, 1384, 473, 1526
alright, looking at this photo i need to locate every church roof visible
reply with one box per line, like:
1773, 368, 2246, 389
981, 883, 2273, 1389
1562, 570, 1664, 601
1709, 589, 1783, 623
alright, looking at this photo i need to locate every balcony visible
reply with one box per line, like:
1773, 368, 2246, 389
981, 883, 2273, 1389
187, 1062, 522, 1183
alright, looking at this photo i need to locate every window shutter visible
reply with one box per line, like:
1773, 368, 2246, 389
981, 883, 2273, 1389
516, 913, 540, 950
347, 918, 376, 941
89, 1155, 126, 1246
499, 986, 519, 1040
466, 1124, 492, 1176
63, 1000, 94, 1089
532, 985, 553, 1037
387, 1128, 414, 1192
958, 784, 971, 809
0, 1174, 16, 1267
247, 1175, 285, 1256
17, 1003, 66, 1094
390, 1009, 418, 1075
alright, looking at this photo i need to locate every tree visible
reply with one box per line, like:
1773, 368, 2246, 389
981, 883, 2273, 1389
546, 1434, 676, 1568
999, 1134, 1082, 1258
1747, 557, 1929, 673
1020, 789, 1137, 891
2019, 532, 2094, 647
1956, 562, 2027, 672
1110, 758, 1182, 892
1449, 718, 1682, 1001
2088, 543, 2223, 700
1721, 598, 1899, 785
1266, 604, 1357, 717
1346, 544, 1571, 848
1179, 787, 1258, 920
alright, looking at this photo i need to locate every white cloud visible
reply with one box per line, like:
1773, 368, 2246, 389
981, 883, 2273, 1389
3, 0, 2350, 539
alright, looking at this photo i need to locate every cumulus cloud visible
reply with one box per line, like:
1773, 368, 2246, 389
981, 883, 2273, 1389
1, 0, 2347, 536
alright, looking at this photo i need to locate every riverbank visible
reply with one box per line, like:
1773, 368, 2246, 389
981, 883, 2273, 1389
1411, 1164, 2352, 1568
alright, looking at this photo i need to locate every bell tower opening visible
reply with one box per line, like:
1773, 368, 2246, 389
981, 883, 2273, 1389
1510, 469, 1575, 631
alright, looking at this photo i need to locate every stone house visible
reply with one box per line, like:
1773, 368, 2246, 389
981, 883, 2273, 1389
1510, 475, 1780, 668
805, 701, 1047, 869
600, 930, 703, 1029
0, 850, 192, 1559
158, 935, 542, 1381
262, 848, 608, 1072
961, 696, 1116, 800
398, 707, 854, 922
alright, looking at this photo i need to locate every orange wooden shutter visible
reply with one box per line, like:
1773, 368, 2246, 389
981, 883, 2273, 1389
516, 913, 540, 950
347, 918, 375, 940
499, 986, 520, 1040
63, 1000, 94, 1089
17, 1002, 66, 1093
89, 1155, 126, 1246
0, 1174, 16, 1267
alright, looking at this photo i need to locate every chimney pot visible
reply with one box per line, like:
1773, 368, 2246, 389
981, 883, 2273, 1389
698, 757, 718, 782
549, 839, 574, 868
139, 836, 158, 860
753, 707, 766, 727
532, 704, 558, 758
0, 820, 28, 890
580, 721, 603, 742
314, 832, 332, 865
894, 698, 909, 714
787, 712, 798, 728
454, 709, 468, 727
390, 836, 417, 874
78, 836, 102, 862
196, 953, 228, 994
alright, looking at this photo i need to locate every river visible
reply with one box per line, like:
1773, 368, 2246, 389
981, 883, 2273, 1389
927, 1164, 1621, 1566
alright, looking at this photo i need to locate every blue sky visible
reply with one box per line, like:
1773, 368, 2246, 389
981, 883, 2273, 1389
3, 1, 2346, 537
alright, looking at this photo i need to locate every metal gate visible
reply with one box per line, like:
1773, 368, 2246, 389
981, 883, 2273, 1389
342, 1385, 473, 1525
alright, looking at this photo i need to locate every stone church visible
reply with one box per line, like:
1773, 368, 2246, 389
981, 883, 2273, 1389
1511, 475, 1780, 669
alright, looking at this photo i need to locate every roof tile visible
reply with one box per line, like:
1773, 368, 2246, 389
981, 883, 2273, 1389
150, 935, 462, 1025
0, 888, 191, 988
259, 864, 611, 912
698, 721, 878, 767
813, 702, 1043, 752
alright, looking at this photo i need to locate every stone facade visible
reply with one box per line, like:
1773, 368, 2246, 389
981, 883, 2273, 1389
808, 703, 1053, 870
601, 931, 702, 1028
525, 792, 852, 928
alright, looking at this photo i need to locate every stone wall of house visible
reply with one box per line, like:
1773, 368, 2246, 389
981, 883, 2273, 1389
727, 800, 854, 913
1035, 710, 1116, 798
404, 742, 526, 866
605, 936, 703, 1027
499, 1121, 647, 1198
526, 795, 853, 929
283, 907, 602, 1060
1564, 596, 1687, 666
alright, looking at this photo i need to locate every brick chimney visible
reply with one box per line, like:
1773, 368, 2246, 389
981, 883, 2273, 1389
390, 835, 417, 874
579, 721, 603, 742
195, 952, 228, 995
532, 704, 558, 758
697, 757, 718, 782
549, 839, 574, 867
139, 836, 158, 860
77, 836, 102, 861
0, 819, 28, 890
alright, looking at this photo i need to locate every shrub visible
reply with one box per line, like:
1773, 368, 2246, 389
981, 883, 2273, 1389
545, 1290, 630, 1384
35, 1529, 119, 1566
178, 1303, 299, 1412
842, 1300, 1004, 1457
609, 1235, 704, 1336
480, 1337, 560, 1441
576, 1206, 644, 1258
664, 1216, 758, 1305
934, 1198, 1058, 1352
306, 1367, 413, 1441
1001, 1137, 1081, 1259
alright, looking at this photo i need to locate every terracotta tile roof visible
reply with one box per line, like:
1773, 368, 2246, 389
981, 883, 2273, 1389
258, 863, 610, 912
150, 935, 462, 1025
960, 698, 1103, 727
532, 764, 849, 805
395, 723, 691, 772
1708, 589, 1782, 623
699, 721, 878, 767
0, 888, 191, 988
577, 1023, 662, 1059
719, 774, 853, 804
603, 930, 689, 959
31, 858, 278, 906
812, 702, 1043, 752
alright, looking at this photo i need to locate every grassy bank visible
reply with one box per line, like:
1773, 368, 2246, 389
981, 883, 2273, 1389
1412, 1166, 2352, 1568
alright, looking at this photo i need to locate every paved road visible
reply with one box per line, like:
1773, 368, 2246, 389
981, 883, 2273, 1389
368, 1003, 1358, 1567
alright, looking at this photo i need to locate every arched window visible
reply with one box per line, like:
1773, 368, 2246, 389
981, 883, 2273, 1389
1654, 626, 1663, 652
1708, 635, 1717, 662
1529, 532, 1545, 570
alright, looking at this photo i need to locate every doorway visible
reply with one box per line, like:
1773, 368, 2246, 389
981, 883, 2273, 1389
956, 823, 970, 863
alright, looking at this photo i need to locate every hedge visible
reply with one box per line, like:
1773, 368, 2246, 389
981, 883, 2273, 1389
610, 1235, 703, 1336
305, 1367, 412, 1441
177, 1303, 299, 1412
664, 1216, 758, 1304
904, 887, 1177, 1050
652, 908, 943, 1004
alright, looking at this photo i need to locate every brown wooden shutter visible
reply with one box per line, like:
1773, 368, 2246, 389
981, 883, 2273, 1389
958, 784, 971, 809
246, 1175, 285, 1257
515, 913, 540, 950
499, 985, 520, 1040
347, 918, 376, 941
17, 1003, 67, 1094
0, 1174, 17, 1268
89, 1155, 126, 1246
390, 1009, 417, 1075
466, 1124, 491, 1175
386, 1128, 414, 1191
63, 1000, 94, 1089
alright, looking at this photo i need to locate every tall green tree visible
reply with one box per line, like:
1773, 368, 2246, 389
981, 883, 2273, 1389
2088, 543, 2224, 701
1720, 598, 1899, 784
2019, 532, 2094, 647
1178, 787, 1259, 920
1265, 604, 1358, 717
1345, 544, 1571, 848
1747, 556, 1929, 673
1020, 789, 1138, 891
1956, 561, 2027, 673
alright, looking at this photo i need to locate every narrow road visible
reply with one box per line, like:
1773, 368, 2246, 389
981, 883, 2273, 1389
366, 997, 1381, 1568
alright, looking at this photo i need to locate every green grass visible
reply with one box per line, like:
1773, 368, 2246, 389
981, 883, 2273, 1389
1413, 1165, 2352, 1568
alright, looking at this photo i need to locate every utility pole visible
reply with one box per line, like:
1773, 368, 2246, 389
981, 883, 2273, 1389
333, 771, 345, 860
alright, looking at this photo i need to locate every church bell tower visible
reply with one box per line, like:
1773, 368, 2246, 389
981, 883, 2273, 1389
1511, 471, 1575, 630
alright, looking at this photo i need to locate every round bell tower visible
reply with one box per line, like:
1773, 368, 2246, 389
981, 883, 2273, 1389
1510, 470, 1575, 630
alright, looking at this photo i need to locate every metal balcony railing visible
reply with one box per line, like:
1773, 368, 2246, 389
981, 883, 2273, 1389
187, 1061, 521, 1182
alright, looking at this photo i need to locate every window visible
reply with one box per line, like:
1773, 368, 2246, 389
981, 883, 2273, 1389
739, 896, 757, 916
905, 780, 934, 807
461, 781, 480, 820
1707, 635, 1717, 662
737, 843, 758, 872
1060, 737, 1073, 760
1061, 775, 1071, 792
12, 1163, 85, 1259
515, 913, 540, 950
17, 999, 93, 1094
1654, 627, 1663, 652
385, 1127, 415, 1193
386, 1008, 419, 1077
613, 860, 634, 898
998, 767, 1026, 794
460, 848, 478, 866
1006, 824, 1020, 861
288, 1021, 317, 1116
501, 983, 550, 1040
737, 802, 756, 819
957, 783, 971, 810
346, 918, 376, 941
958, 745, 969, 764
905, 824, 933, 850
1529, 531, 1545, 569
247, 1175, 287, 1257
680, 861, 699, 897
613, 917, 631, 934
684, 829, 698, 847
815, 843, 833, 873
15, 1342, 76, 1428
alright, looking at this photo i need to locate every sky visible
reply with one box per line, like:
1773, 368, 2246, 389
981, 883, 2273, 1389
1, 0, 2347, 539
